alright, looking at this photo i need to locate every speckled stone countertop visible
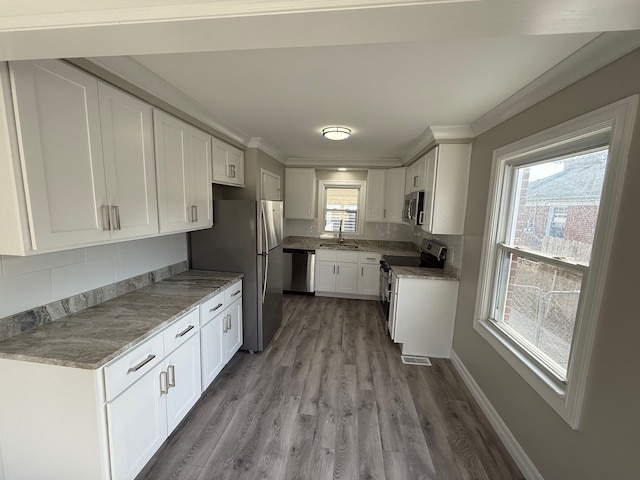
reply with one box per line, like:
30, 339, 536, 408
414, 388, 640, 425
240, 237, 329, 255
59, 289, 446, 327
390, 265, 458, 281
0, 270, 242, 370
283, 235, 419, 256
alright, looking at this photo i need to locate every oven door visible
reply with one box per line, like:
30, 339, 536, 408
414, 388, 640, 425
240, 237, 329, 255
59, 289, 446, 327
379, 265, 391, 323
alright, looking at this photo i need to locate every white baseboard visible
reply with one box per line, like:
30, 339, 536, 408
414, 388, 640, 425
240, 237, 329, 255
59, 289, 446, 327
450, 350, 543, 480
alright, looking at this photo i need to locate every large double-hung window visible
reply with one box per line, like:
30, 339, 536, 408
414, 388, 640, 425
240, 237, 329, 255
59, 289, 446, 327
318, 180, 366, 236
474, 96, 637, 428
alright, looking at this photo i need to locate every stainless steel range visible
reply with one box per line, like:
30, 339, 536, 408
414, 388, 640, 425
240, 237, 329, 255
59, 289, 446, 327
379, 239, 447, 330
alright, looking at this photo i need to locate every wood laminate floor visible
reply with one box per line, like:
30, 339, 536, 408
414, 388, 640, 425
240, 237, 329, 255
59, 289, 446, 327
136, 295, 524, 480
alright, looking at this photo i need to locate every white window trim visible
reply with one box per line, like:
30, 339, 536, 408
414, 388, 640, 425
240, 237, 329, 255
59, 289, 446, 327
317, 179, 367, 238
473, 95, 638, 429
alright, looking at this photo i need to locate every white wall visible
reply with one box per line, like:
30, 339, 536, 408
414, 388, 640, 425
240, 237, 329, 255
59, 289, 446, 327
0, 234, 188, 319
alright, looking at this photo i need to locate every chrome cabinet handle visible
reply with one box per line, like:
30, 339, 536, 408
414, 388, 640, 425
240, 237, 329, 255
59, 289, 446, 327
228, 164, 236, 178
191, 205, 198, 222
127, 354, 156, 374
333, 265, 335, 274
223, 314, 228, 333
418, 211, 425, 225
175, 325, 195, 338
383, 208, 387, 218
306, 206, 311, 216
231, 289, 241, 297
337, 265, 340, 275
160, 371, 169, 395
110, 205, 121, 230
101, 205, 111, 231
366, 257, 376, 261
226, 315, 231, 331
209, 303, 223, 312
361, 267, 364, 276
167, 365, 176, 388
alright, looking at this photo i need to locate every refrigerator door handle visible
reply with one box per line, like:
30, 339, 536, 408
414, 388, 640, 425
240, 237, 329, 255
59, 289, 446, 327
262, 253, 269, 303
261, 203, 270, 253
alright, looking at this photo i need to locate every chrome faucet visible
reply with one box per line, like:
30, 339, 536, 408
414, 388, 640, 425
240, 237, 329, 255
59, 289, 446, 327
338, 218, 345, 244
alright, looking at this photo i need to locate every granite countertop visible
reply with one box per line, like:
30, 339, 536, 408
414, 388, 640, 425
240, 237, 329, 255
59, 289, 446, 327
283, 235, 420, 256
390, 265, 458, 281
0, 270, 243, 370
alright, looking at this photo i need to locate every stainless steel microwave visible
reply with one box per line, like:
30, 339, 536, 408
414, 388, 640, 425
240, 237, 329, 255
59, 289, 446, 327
403, 191, 425, 225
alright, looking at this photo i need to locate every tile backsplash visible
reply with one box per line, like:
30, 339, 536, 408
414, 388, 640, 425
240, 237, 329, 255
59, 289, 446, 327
0, 234, 188, 321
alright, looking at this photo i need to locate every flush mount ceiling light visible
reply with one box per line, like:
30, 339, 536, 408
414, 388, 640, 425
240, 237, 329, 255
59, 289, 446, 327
322, 126, 351, 141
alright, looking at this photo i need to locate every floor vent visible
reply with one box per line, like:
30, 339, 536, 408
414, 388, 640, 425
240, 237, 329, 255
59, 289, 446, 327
401, 355, 432, 366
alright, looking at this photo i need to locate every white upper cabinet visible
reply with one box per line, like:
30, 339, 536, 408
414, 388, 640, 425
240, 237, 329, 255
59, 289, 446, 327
154, 110, 212, 234
0, 59, 159, 255
422, 143, 472, 235
212, 137, 245, 187
405, 154, 426, 194
383, 167, 406, 223
8, 59, 110, 253
284, 168, 316, 219
365, 169, 386, 222
261, 169, 281, 200
365, 167, 405, 223
98, 83, 158, 240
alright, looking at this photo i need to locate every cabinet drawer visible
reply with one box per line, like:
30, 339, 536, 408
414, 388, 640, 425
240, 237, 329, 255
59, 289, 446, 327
359, 252, 381, 264
200, 290, 226, 326
224, 279, 243, 305
316, 249, 337, 261
163, 307, 199, 355
336, 251, 359, 263
104, 333, 164, 401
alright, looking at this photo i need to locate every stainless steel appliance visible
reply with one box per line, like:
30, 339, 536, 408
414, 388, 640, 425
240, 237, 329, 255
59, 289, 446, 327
403, 191, 425, 225
283, 248, 315, 294
379, 239, 447, 332
190, 200, 283, 352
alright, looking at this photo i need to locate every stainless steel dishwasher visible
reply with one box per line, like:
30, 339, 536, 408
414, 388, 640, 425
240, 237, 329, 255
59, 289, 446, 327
283, 248, 315, 294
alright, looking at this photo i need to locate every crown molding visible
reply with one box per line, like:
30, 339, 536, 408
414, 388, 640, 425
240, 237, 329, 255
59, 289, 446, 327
285, 157, 401, 168
247, 137, 287, 164
401, 125, 474, 164
471, 31, 640, 137
85, 56, 251, 147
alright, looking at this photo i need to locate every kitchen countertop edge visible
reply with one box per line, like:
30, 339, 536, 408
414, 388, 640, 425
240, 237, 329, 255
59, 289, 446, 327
0, 270, 243, 370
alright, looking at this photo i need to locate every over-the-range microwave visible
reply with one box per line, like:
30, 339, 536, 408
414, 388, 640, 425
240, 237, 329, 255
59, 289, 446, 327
403, 191, 425, 225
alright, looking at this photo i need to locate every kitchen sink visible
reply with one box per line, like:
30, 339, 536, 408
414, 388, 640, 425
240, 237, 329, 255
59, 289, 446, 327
319, 243, 359, 249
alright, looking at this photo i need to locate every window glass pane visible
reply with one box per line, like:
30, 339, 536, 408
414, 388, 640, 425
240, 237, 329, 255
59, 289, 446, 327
324, 187, 359, 233
507, 148, 608, 264
496, 253, 582, 377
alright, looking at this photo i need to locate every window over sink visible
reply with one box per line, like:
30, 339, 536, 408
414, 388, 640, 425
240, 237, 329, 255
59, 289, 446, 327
318, 180, 366, 236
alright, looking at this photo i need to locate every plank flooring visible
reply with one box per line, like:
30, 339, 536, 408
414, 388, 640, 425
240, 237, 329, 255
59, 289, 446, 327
136, 295, 524, 480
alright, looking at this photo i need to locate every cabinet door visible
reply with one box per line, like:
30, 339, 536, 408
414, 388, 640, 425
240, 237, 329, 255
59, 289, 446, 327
285, 168, 316, 219
384, 167, 406, 223
10, 59, 110, 251
154, 110, 190, 233
227, 145, 245, 187
107, 363, 168, 480
98, 83, 158, 240
315, 260, 336, 292
187, 126, 213, 229
224, 298, 243, 362
200, 313, 225, 391
365, 170, 386, 222
358, 263, 381, 296
211, 138, 229, 183
261, 170, 281, 200
165, 334, 202, 434
422, 147, 438, 233
335, 262, 358, 294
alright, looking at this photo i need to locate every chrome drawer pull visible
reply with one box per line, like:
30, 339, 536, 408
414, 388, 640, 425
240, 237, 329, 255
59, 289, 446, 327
209, 303, 223, 312
160, 371, 169, 395
127, 354, 156, 374
231, 290, 241, 297
167, 365, 176, 388
175, 325, 195, 338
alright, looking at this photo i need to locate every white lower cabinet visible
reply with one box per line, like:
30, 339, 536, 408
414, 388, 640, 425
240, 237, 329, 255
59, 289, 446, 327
390, 275, 459, 358
0, 279, 243, 480
107, 362, 168, 480
200, 280, 243, 392
316, 250, 380, 298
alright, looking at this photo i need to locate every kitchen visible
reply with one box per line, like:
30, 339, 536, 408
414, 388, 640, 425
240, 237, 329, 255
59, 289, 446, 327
1, 2, 640, 480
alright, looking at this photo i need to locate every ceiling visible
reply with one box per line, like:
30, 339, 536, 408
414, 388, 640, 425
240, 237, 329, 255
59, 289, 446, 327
1, 1, 640, 165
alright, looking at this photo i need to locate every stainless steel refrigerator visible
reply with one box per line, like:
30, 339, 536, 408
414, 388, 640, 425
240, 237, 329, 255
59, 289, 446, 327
190, 200, 283, 352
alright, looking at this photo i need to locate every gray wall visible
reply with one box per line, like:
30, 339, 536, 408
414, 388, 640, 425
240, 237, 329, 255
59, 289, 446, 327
454, 48, 640, 479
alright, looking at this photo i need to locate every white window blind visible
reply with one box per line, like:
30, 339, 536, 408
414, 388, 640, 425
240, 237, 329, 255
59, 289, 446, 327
324, 187, 359, 233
